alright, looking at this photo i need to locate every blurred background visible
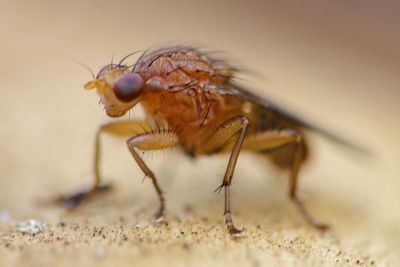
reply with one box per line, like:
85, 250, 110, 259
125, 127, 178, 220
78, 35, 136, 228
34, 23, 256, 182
0, 0, 399, 265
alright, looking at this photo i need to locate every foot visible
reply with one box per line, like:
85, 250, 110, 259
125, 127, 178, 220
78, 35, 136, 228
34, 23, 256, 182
152, 205, 165, 224
54, 184, 112, 209
225, 211, 245, 237
311, 222, 329, 231
228, 225, 245, 237
292, 197, 329, 231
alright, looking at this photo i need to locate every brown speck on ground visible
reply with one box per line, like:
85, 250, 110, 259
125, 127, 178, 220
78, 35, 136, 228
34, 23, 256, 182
1, 1, 400, 267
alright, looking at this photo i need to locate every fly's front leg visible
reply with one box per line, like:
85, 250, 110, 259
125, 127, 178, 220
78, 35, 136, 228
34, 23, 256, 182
126, 130, 179, 222
56, 120, 149, 209
243, 129, 328, 230
200, 115, 250, 236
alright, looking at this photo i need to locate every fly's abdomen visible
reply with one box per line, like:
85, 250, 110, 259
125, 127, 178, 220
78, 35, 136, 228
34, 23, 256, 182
251, 105, 310, 169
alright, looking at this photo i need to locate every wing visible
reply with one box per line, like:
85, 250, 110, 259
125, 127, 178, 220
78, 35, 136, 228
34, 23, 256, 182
220, 82, 371, 155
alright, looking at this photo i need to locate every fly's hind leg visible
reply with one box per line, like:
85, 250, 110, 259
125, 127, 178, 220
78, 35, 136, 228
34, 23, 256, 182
199, 115, 250, 236
243, 129, 328, 230
56, 121, 150, 209
126, 129, 179, 222
288, 140, 329, 230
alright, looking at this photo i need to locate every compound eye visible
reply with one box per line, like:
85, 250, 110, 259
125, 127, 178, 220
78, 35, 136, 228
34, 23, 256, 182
113, 73, 143, 102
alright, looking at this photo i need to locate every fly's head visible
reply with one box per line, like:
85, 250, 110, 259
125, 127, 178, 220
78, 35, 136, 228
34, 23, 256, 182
84, 64, 144, 117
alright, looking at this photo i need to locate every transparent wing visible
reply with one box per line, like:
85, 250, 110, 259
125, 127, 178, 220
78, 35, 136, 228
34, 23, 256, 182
221, 82, 371, 155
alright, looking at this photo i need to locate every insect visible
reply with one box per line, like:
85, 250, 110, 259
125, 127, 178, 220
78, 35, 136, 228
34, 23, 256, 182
59, 45, 365, 236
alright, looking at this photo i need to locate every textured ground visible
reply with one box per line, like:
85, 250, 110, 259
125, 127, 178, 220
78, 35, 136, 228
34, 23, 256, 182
1, 1, 400, 267
0, 148, 399, 267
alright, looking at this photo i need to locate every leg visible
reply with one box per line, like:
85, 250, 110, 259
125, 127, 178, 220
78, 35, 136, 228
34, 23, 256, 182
243, 129, 328, 230
201, 116, 250, 236
289, 142, 329, 230
56, 120, 150, 208
126, 130, 179, 221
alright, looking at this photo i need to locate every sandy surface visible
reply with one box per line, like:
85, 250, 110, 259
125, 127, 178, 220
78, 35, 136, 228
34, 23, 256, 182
1, 150, 399, 267
1, 1, 400, 267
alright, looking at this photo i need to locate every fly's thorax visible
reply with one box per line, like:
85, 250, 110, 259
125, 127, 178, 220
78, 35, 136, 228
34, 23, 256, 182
140, 88, 222, 129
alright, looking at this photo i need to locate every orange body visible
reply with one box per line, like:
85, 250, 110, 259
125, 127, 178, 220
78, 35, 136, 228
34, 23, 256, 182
71, 45, 358, 234
132, 47, 307, 165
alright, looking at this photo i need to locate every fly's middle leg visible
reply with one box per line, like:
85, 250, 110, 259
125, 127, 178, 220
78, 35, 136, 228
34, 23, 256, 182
201, 115, 250, 236
243, 129, 328, 230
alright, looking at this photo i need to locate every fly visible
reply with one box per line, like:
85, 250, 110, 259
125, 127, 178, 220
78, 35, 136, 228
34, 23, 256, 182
58, 46, 367, 236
